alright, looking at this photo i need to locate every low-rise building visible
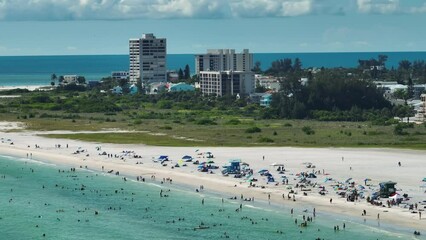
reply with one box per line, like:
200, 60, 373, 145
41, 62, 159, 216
111, 71, 129, 80
129, 84, 138, 95
199, 71, 255, 96
112, 86, 123, 94
169, 82, 195, 92
149, 82, 167, 94
255, 75, 281, 92
62, 75, 78, 85
260, 94, 273, 107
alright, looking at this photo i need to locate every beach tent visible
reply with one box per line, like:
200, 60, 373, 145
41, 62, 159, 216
156, 155, 169, 163
229, 159, 241, 163
182, 155, 193, 162
307, 173, 317, 178
389, 193, 403, 201
379, 181, 397, 198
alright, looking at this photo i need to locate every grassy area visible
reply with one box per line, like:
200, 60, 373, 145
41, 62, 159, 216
41, 119, 426, 149
2, 91, 426, 149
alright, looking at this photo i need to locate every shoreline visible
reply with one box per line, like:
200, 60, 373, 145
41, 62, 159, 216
0, 85, 50, 91
0, 130, 425, 232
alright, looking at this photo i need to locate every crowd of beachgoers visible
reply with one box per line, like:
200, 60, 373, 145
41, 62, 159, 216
0, 125, 425, 236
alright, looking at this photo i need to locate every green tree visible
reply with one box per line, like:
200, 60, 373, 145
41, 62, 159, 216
293, 58, 302, 73
77, 76, 86, 84
184, 64, 191, 79
51, 73, 57, 86
252, 61, 262, 73
178, 68, 184, 80
407, 77, 414, 99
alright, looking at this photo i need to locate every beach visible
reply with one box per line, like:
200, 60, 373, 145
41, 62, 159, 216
0, 123, 425, 235
0, 85, 48, 91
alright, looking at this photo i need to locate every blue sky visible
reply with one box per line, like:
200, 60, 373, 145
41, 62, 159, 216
0, 0, 426, 55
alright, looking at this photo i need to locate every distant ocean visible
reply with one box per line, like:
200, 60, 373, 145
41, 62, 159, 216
1, 52, 426, 87
0, 155, 412, 239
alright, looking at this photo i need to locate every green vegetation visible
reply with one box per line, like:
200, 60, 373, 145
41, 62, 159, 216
40, 120, 426, 149
1, 55, 426, 149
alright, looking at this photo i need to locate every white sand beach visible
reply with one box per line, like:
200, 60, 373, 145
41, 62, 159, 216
0, 85, 51, 91
0, 124, 425, 231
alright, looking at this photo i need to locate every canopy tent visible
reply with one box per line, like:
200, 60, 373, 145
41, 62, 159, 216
389, 193, 403, 200
345, 178, 353, 183
182, 155, 193, 160
229, 159, 241, 163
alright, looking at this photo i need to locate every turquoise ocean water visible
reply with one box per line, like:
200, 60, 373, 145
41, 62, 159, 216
0, 154, 419, 240
1, 52, 426, 86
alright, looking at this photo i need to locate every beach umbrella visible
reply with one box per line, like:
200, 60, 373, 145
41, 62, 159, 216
422, 178, 426, 182
258, 169, 268, 173
345, 178, 353, 183
270, 163, 284, 166
241, 162, 250, 166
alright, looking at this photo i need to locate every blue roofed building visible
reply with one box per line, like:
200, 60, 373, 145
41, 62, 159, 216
169, 82, 195, 92
260, 94, 272, 107
129, 84, 138, 94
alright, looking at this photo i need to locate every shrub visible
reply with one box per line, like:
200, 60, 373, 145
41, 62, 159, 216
302, 126, 315, 135
273, 131, 278, 136
245, 126, 262, 133
227, 119, 241, 125
159, 126, 173, 130
259, 137, 274, 143
284, 123, 292, 127
196, 118, 217, 125
394, 124, 406, 135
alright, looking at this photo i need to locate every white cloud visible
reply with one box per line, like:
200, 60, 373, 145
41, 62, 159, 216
230, 0, 313, 18
0, 0, 423, 21
409, 3, 426, 14
357, 0, 399, 14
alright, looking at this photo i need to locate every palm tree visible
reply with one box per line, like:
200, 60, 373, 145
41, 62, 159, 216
51, 73, 57, 86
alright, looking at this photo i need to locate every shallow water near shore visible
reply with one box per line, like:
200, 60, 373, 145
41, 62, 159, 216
0, 155, 421, 240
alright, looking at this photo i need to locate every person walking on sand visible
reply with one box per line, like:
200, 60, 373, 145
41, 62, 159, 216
420, 212, 422, 220
330, 198, 332, 204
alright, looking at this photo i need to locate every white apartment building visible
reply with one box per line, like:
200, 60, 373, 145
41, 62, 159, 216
255, 74, 281, 92
129, 33, 167, 85
62, 75, 78, 85
195, 49, 253, 74
199, 71, 255, 96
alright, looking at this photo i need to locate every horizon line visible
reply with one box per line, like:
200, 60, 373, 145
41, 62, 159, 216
2, 50, 426, 58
